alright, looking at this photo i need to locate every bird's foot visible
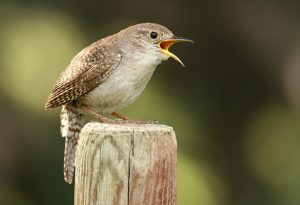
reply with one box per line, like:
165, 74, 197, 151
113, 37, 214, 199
94, 116, 159, 125
110, 119, 160, 124
111, 112, 159, 124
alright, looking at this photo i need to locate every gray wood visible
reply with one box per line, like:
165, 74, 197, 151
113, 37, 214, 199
74, 122, 177, 205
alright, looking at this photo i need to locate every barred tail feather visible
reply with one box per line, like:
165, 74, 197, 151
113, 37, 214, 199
63, 137, 78, 184
60, 105, 84, 184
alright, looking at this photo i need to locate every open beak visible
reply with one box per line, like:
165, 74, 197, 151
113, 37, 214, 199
159, 37, 194, 67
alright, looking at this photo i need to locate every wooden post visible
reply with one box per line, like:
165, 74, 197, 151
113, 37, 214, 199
74, 122, 177, 205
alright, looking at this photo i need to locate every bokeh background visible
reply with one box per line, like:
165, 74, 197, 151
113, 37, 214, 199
1, 0, 300, 204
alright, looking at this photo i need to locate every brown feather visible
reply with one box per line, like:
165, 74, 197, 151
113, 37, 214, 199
45, 38, 122, 109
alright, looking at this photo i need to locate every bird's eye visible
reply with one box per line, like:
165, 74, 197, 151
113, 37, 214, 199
150, 31, 158, 39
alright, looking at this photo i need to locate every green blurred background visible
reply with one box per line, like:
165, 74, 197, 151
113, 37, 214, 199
1, 0, 300, 204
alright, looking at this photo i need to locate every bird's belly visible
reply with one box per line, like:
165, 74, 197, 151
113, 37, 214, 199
79, 58, 159, 114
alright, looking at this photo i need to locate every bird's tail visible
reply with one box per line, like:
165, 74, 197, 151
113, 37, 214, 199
60, 105, 84, 184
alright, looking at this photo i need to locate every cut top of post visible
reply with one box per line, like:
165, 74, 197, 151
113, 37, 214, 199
80, 122, 176, 142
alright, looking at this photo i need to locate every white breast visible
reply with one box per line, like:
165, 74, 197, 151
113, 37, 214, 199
79, 53, 162, 114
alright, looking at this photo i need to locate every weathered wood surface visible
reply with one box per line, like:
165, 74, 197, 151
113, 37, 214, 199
74, 122, 177, 205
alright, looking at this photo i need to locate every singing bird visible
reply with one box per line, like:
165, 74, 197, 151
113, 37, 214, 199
45, 23, 193, 184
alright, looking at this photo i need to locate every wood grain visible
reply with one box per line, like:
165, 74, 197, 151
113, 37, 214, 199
74, 122, 177, 205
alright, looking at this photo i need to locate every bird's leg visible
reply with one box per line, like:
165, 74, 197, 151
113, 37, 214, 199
111, 112, 129, 120
111, 112, 159, 124
80, 106, 159, 124
80, 105, 114, 123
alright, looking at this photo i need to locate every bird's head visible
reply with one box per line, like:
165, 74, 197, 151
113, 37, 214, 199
118, 23, 193, 67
